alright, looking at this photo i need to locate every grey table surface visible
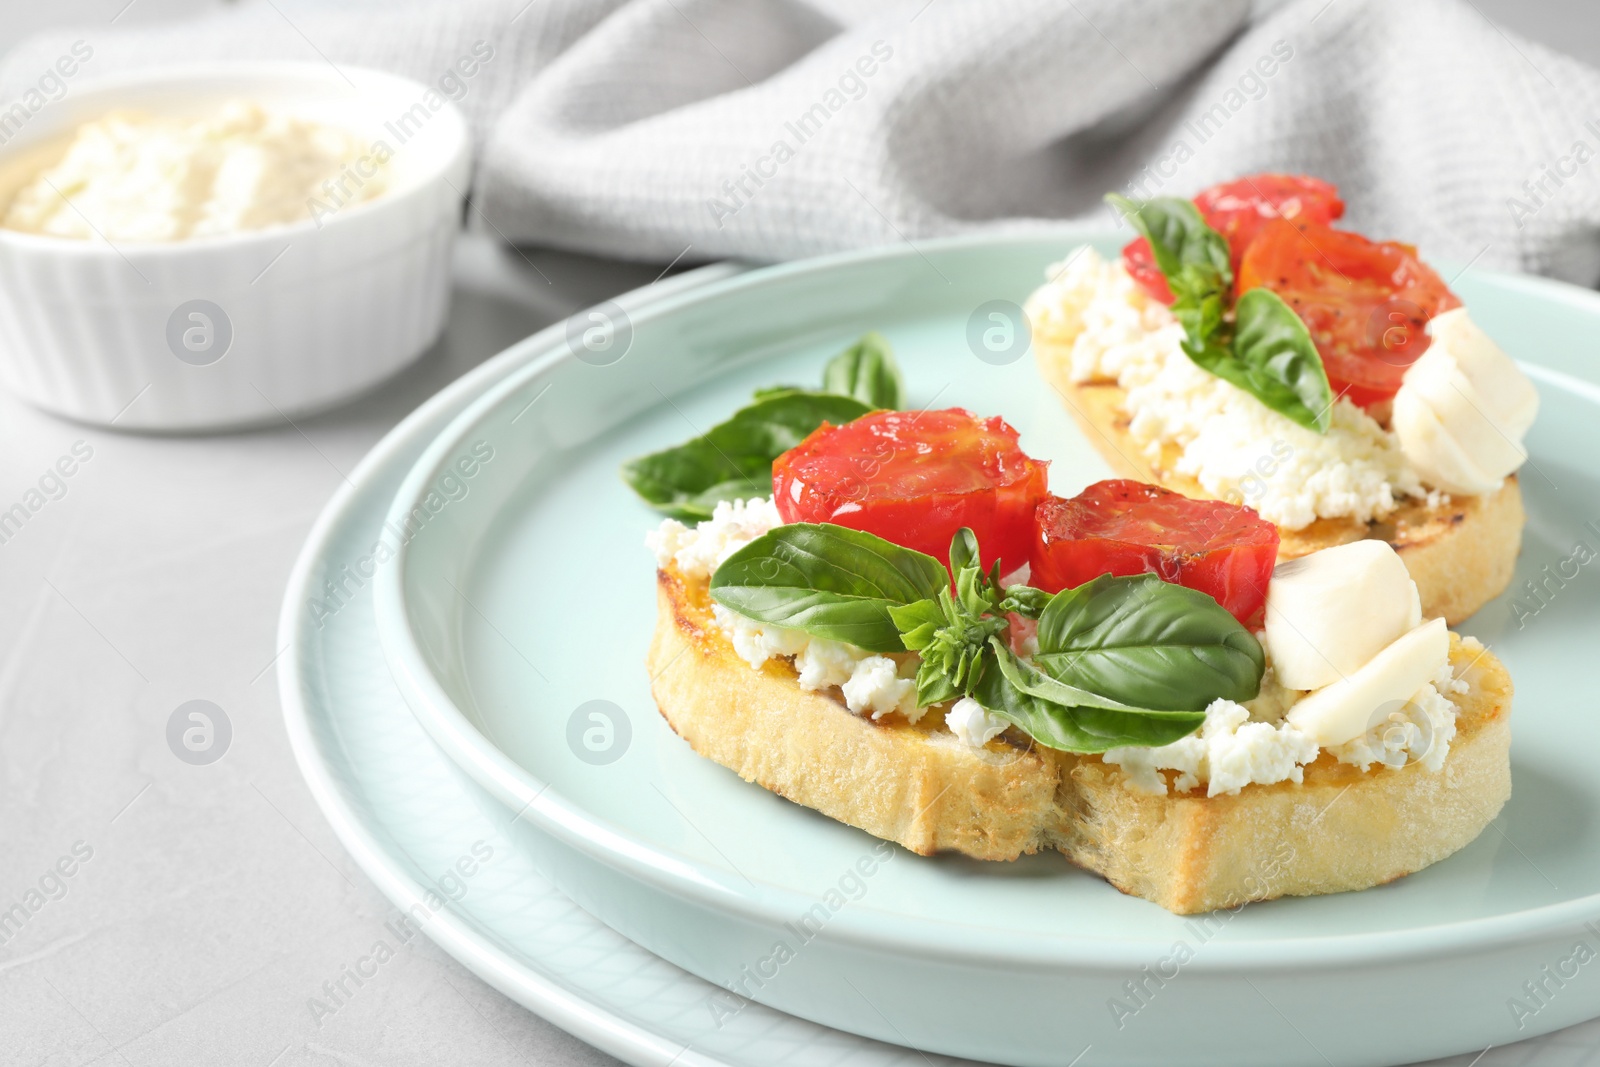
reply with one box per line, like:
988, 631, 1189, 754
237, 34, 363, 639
7, 0, 1600, 1064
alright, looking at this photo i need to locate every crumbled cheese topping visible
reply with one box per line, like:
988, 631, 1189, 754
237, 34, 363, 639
653, 498, 925, 723
1105, 700, 1322, 798
646, 497, 783, 581
840, 656, 920, 721
1025, 248, 1425, 530
1102, 657, 1464, 797
1327, 659, 1463, 772
945, 697, 1009, 748
710, 603, 924, 722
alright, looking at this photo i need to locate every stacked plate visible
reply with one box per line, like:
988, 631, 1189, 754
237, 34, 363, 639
278, 231, 1600, 1067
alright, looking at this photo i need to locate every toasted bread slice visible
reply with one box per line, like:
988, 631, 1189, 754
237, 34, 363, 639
648, 565, 1513, 914
1033, 349, 1525, 626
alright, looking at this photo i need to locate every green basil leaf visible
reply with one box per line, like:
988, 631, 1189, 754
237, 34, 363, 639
622, 391, 873, 521
1173, 290, 1227, 363
1223, 287, 1334, 433
887, 598, 947, 651
954, 559, 997, 618
899, 584, 1005, 696
974, 643, 1205, 754
915, 658, 963, 707
821, 332, 903, 410
751, 384, 803, 401
1107, 193, 1333, 435
710, 523, 948, 652
1105, 194, 1231, 295
990, 637, 1155, 715
948, 527, 980, 577
655, 476, 772, 518
1034, 574, 1264, 711
999, 585, 1052, 620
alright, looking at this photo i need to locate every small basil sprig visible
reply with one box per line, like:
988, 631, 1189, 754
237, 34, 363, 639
709, 524, 1264, 753
1107, 193, 1333, 433
888, 527, 1023, 706
622, 333, 904, 520
822, 332, 903, 410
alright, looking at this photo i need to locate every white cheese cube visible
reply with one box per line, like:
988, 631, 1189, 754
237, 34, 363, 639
1393, 308, 1538, 496
1264, 540, 1422, 691
1286, 618, 1450, 747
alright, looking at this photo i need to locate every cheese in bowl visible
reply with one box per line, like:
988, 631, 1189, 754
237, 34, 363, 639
1, 101, 385, 242
0, 63, 469, 429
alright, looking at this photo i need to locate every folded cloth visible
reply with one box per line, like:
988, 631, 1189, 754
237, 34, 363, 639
5, 0, 1600, 281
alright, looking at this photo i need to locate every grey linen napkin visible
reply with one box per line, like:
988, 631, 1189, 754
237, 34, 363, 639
5, 0, 1600, 281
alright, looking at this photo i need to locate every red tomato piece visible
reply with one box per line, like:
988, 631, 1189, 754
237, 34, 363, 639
1121, 173, 1345, 304
772, 408, 1049, 574
1029, 480, 1279, 624
1194, 173, 1344, 277
1121, 235, 1176, 305
1237, 219, 1461, 409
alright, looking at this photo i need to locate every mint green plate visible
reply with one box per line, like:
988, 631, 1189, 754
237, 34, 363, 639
279, 262, 986, 1067
376, 230, 1600, 1067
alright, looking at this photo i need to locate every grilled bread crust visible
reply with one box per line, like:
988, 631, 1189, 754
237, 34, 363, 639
648, 565, 1513, 914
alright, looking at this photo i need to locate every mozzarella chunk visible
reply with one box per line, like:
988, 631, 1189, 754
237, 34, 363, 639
1328, 665, 1459, 773
1392, 308, 1538, 495
946, 698, 1008, 748
1263, 540, 1422, 691
1286, 618, 1450, 747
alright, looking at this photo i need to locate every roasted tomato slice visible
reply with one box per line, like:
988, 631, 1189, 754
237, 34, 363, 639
1029, 479, 1279, 624
1122, 236, 1176, 305
1194, 174, 1344, 277
1122, 173, 1345, 305
772, 408, 1049, 574
1237, 219, 1461, 409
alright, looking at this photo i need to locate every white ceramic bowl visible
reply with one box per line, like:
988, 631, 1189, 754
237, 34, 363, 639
0, 63, 470, 430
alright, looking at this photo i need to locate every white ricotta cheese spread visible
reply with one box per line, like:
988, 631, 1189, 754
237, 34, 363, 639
1104, 698, 1322, 798
710, 603, 922, 721
945, 697, 1009, 748
646, 496, 783, 582
1102, 655, 1463, 797
1024, 247, 1425, 530
840, 655, 920, 720
651, 497, 924, 723
3, 102, 385, 242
